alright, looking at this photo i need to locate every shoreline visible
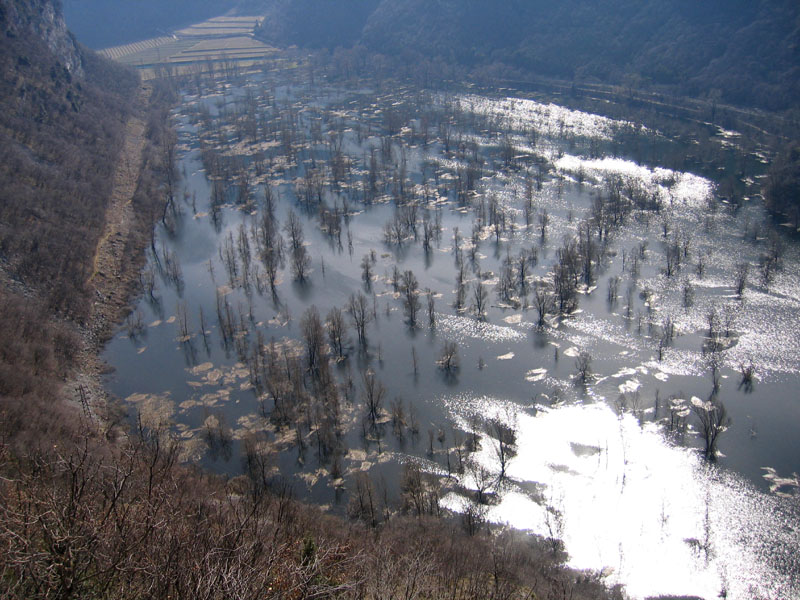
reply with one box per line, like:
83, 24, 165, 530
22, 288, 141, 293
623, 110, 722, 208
63, 81, 157, 428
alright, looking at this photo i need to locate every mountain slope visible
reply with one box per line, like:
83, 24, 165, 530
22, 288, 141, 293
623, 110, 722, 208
250, 0, 800, 112
0, 0, 139, 319
249, 0, 380, 49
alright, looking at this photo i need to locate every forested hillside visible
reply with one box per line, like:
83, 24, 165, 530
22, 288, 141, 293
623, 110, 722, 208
250, 0, 800, 112
0, 0, 145, 436
59, 0, 798, 111
0, 0, 138, 319
246, 0, 380, 48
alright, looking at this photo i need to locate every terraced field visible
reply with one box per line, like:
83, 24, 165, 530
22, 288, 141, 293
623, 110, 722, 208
99, 15, 276, 79
175, 16, 262, 37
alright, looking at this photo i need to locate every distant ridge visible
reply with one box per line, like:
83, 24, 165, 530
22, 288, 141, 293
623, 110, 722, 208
243, 0, 800, 112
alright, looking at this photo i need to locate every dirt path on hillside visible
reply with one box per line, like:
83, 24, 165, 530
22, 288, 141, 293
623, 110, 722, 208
87, 85, 152, 345
65, 83, 153, 426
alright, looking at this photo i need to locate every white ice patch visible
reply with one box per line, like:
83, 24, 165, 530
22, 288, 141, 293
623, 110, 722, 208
618, 379, 641, 394
761, 467, 800, 498
525, 368, 548, 382
612, 367, 641, 378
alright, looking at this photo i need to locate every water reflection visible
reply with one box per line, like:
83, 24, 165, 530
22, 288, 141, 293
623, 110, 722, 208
102, 75, 800, 599
442, 398, 800, 599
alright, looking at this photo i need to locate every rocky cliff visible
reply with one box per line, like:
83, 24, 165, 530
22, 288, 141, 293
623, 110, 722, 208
0, 0, 83, 76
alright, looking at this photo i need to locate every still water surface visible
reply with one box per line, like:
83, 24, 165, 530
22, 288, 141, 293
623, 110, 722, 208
104, 76, 800, 599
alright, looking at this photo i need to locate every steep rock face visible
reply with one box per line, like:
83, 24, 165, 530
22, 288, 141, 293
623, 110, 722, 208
0, 0, 83, 76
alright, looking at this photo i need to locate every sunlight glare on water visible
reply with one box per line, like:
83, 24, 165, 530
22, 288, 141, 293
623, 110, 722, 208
556, 154, 715, 209
104, 74, 800, 600
457, 95, 631, 140
440, 398, 800, 600
436, 313, 526, 344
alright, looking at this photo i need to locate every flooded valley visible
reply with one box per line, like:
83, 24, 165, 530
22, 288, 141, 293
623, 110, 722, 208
103, 66, 800, 599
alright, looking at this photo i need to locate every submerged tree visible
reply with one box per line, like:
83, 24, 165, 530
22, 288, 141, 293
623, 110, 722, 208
400, 270, 421, 326
691, 395, 730, 459
325, 306, 348, 359
426, 289, 436, 328
739, 358, 756, 392
347, 292, 372, 346
734, 262, 749, 297
348, 471, 379, 528
400, 463, 441, 518
362, 369, 386, 425
437, 341, 460, 372
487, 418, 517, 480
575, 351, 592, 384
257, 202, 284, 293
532, 282, 554, 329
360, 253, 373, 286
472, 281, 489, 319
300, 306, 326, 374
284, 210, 310, 281
465, 458, 495, 505
538, 208, 549, 239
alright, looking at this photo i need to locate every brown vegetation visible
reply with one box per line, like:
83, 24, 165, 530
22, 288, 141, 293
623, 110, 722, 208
0, 30, 137, 319
0, 419, 621, 599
